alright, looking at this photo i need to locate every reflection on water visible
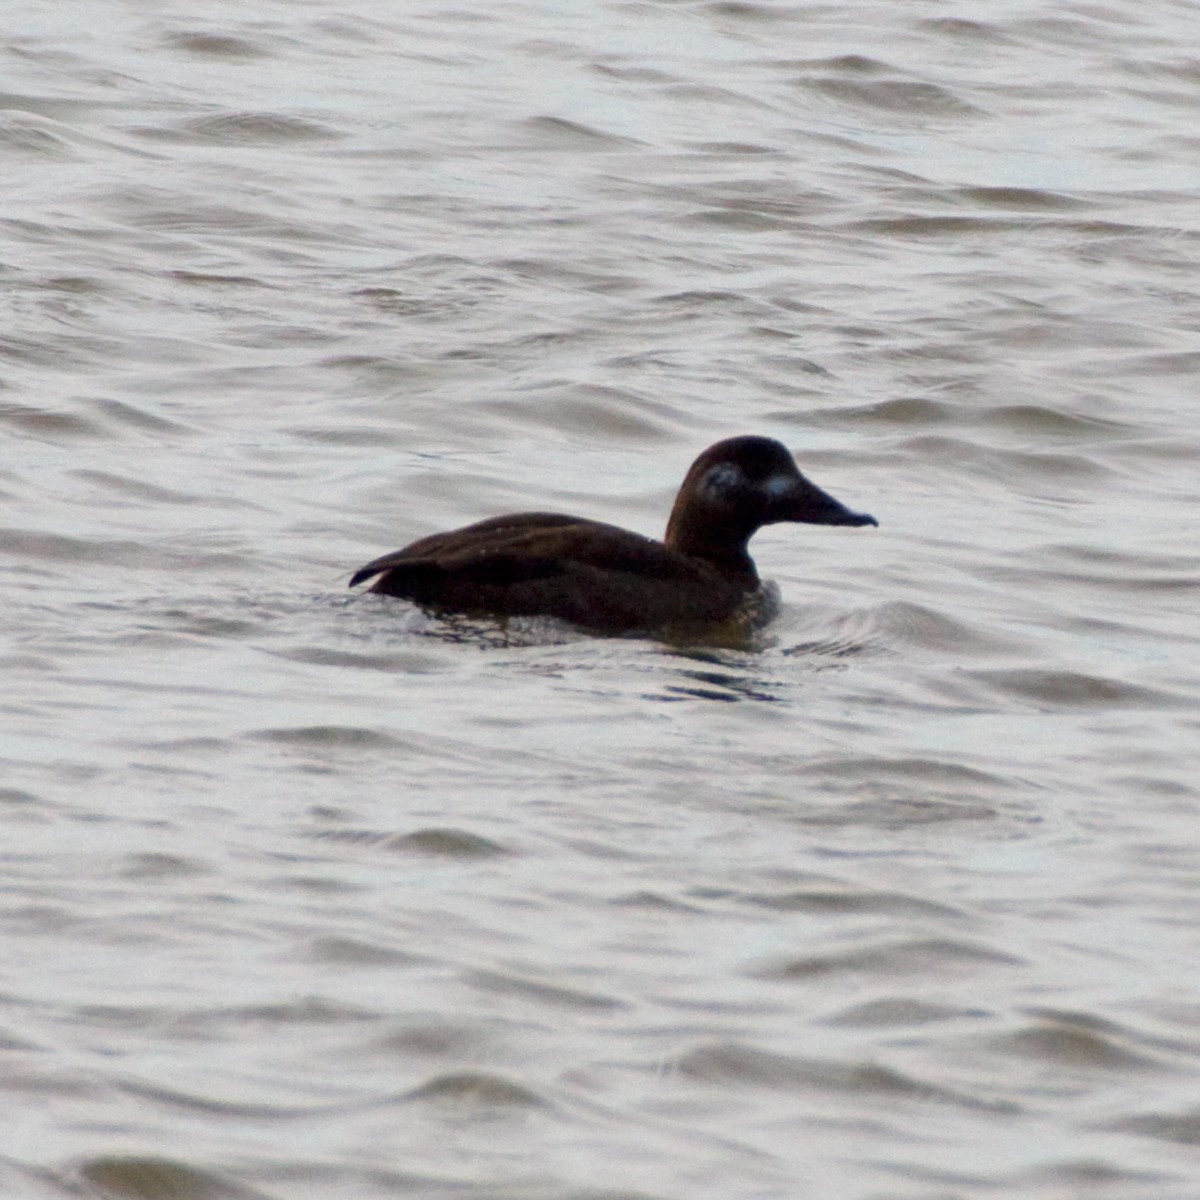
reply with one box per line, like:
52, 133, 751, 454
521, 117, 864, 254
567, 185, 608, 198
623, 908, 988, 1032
655, 661, 785, 704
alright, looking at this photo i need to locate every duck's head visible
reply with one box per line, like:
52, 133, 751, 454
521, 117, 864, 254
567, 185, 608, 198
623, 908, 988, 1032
665, 436, 877, 573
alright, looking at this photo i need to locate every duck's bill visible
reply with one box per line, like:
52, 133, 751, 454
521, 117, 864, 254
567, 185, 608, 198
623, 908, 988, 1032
819, 504, 878, 527
783, 478, 878, 527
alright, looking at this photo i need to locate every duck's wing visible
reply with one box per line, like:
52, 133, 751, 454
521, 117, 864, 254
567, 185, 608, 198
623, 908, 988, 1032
349, 513, 584, 587
349, 515, 739, 629
350, 514, 690, 589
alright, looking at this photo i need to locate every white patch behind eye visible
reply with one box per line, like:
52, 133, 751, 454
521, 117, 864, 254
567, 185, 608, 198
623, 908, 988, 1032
701, 462, 744, 499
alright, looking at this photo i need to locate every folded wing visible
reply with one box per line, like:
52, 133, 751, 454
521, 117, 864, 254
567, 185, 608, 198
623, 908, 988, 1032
350, 514, 743, 630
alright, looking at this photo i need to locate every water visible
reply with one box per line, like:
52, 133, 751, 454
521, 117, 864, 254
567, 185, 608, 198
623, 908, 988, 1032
3, 1, 1200, 1197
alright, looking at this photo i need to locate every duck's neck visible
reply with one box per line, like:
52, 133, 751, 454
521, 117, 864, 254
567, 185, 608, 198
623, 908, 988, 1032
665, 505, 759, 583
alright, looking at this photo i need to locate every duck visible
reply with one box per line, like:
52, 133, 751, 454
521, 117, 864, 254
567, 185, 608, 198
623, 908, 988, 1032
349, 435, 877, 633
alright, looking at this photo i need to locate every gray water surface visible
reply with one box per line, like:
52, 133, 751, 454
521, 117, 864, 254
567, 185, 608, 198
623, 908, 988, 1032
3, 2, 1200, 1197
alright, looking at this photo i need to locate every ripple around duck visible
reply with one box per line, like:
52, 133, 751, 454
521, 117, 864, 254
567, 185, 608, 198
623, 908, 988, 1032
114, 851, 209, 882
824, 997, 991, 1028
996, 447, 1116, 480
676, 1040, 1012, 1110
988, 1016, 1166, 1073
384, 827, 510, 858
400, 1070, 548, 1111
896, 435, 1114, 483
1009, 1158, 1177, 1191
463, 968, 625, 1012
0, 111, 81, 159
275, 645, 448, 674
113, 1073, 350, 1120
301, 935, 422, 967
92, 398, 198, 435
797, 754, 1012, 793
956, 185, 1089, 212
740, 886, 963, 920
0, 529, 220, 570
793, 794, 1007, 832
759, 937, 1023, 982
1127, 349, 1200, 377
484, 383, 677, 442
977, 557, 1200, 603
79, 1156, 273, 1200
870, 601, 1023, 656
968, 668, 1186, 710
706, 0, 811, 22
0, 400, 107, 439
166, 32, 271, 60
71, 470, 208, 507
247, 724, 403, 750
917, 16, 1013, 43
974, 404, 1137, 439
837, 396, 957, 425
848, 214, 1031, 238
805, 78, 982, 118
366, 1019, 496, 1060
136, 112, 343, 146
519, 114, 639, 149
1106, 1107, 1200, 1147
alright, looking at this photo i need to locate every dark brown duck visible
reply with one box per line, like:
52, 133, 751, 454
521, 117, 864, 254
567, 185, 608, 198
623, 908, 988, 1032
349, 436, 877, 633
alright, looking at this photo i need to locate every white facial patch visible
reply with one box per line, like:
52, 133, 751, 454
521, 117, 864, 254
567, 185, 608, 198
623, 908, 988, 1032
763, 472, 798, 500
701, 462, 745, 500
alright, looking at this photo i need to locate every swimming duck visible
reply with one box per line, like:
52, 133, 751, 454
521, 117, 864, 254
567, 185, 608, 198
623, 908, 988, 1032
349, 436, 876, 633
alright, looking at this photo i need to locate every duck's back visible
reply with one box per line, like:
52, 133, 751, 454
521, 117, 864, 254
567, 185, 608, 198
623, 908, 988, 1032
350, 513, 747, 631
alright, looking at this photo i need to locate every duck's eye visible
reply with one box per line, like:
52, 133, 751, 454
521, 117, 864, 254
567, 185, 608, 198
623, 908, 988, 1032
701, 462, 745, 500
